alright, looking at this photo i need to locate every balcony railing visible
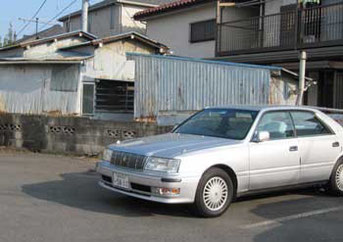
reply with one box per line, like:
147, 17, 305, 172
216, 2, 343, 56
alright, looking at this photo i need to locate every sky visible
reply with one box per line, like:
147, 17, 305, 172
1, 0, 103, 40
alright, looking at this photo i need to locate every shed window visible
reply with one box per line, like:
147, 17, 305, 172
95, 80, 134, 113
51, 65, 79, 92
190, 19, 216, 43
82, 84, 94, 115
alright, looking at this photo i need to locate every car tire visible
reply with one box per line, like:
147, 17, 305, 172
192, 168, 234, 218
329, 159, 343, 196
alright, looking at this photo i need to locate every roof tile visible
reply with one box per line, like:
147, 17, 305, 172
134, 0, 213, 20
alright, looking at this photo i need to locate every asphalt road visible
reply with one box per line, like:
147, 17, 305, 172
0, 152, 342, 242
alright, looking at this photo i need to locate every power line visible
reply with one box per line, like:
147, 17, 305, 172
39, 0, 78, 31
17, 0, 48, 36
18, 18, 56, 26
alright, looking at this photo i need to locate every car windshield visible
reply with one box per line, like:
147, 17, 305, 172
174, 108, 259, 140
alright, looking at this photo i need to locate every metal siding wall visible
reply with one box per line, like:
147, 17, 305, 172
131, 55, 271, 119
0, 65, 80, 115
50, 65, 80, 92
334, 71, 343, 109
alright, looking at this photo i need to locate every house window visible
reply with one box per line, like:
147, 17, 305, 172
65, 21, 70, 32
290, 111, 332, 136
190, 19, 216, 43
82, 84, 95, 115
88, 14, 92, 33
110, 5, 115, 30
95, 79, 134, 113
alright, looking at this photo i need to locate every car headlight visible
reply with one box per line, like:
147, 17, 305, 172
103, 148, 113, 162
144, 157, 181, 173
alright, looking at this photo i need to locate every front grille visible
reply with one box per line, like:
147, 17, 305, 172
110, 151, 146, 171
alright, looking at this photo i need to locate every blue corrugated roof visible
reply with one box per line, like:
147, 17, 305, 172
126, 52, 282, 71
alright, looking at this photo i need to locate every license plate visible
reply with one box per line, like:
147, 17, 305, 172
112, 172, 130, 189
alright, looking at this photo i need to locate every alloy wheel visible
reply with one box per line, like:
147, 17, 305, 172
203, 176, 228, 211
336, 164, 343, 191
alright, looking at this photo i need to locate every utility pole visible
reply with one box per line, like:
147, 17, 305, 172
296, 0, 307, 106
82, 0, 90, 32
36, 18, 39, 39
297, 51, 307, 105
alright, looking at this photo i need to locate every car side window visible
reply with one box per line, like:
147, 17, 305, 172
256, 112, 295, 140
290, 111, 332, 137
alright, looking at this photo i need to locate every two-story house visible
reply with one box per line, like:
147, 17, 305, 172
58, 0, 174, 38
135, 0, 343, 109
134, 0, 256, 58
216, 0, 343, 109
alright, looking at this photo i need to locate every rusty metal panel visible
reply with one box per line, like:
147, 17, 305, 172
128, 53, 276, 121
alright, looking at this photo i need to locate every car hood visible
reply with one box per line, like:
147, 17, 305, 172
108, 133, 242, 158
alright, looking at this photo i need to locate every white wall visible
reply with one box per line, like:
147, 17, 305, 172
82, 39, 157, 82
121, 4, 147, 34
146, 3, 216, 58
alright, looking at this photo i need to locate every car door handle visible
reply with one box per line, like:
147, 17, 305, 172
289, 146, 298, 152
332, 142, 340, 148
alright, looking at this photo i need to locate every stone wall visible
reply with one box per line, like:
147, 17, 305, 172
0, 113, 172, 156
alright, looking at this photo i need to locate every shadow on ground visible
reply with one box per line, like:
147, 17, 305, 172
22, 170, 342, 224
21, 171, 192, 218
249, 192, 343, 242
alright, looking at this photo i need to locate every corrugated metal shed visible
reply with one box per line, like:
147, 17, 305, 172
127, 53, 297, 124
0, 64, 81, 115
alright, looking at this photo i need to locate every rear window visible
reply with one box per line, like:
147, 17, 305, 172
290, 111, 332, 137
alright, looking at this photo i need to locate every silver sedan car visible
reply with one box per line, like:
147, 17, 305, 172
97, 106, 343, 217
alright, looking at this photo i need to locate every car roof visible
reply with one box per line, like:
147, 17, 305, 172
205, 105, 320, 113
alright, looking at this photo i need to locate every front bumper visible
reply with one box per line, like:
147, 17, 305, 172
96, 161, 199, 204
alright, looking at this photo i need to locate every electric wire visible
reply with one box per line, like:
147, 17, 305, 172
39, 0, 78, 31
17, 0, 48, 36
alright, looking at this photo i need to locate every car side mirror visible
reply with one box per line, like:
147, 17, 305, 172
253, 131, 270, 143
